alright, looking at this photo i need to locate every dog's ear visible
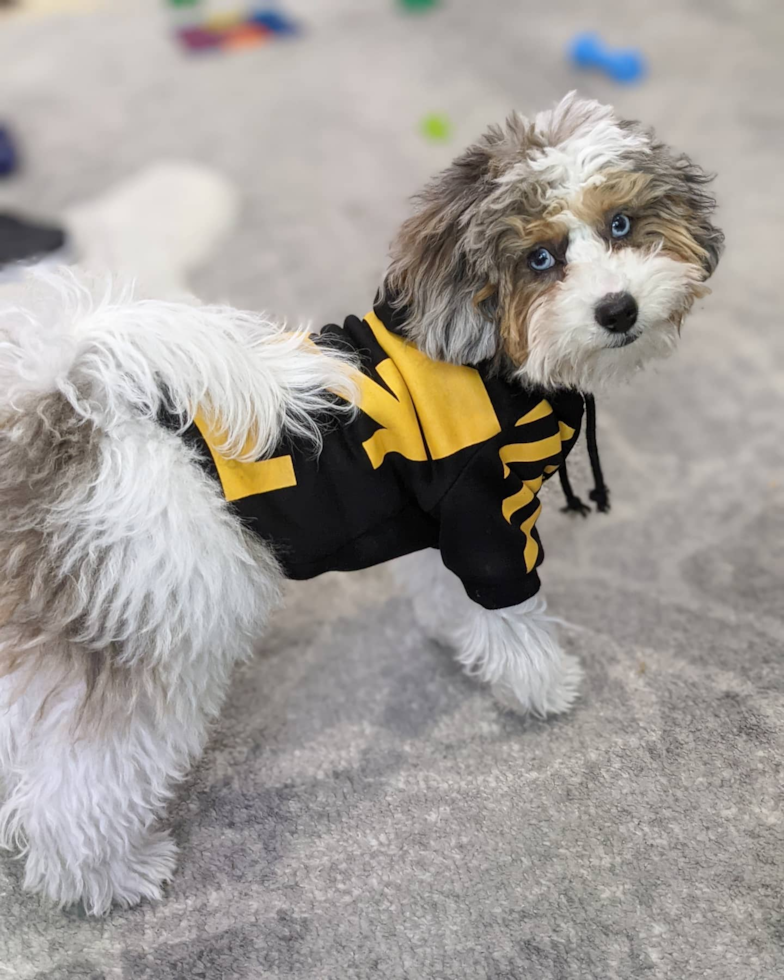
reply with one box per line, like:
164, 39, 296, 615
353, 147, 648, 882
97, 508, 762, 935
638, 133, 725, 279
382, 136, 505, 365
670, 154, 724, 278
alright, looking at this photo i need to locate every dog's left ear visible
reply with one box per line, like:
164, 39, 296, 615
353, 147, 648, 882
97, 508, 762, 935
670, 153, 725, 278
642, 135, 725, 278
382, 136, 505, 365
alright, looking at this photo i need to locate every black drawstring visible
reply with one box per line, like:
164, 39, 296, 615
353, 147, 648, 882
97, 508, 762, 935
584, 393, 610, 513
558, 461, 590, 516
558, 393, 611, 515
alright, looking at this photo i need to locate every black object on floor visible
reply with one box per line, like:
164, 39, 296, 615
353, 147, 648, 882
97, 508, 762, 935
0, 213, 66, 266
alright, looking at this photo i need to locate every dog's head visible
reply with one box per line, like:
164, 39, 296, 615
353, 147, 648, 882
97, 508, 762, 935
383, 93, 723, 390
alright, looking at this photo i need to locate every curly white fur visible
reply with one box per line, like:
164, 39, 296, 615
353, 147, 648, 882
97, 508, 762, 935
394, 550, 581, 717
0, 267, 356, 915
0, 266, 357, 458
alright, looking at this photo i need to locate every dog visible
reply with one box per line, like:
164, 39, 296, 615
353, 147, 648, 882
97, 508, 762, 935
0, 94, 722, 914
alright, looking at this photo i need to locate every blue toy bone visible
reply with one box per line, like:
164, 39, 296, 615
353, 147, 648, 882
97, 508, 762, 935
250, 9, 299, 34
570, 33, 645, 84
0, 127, 18, 177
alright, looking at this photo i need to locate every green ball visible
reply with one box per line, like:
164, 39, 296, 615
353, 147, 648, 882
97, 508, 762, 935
399, 0, 439, 11
420, 113, 452, 142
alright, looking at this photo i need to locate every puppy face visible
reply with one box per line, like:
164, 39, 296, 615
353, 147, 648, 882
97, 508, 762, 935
384, 94, 723, 390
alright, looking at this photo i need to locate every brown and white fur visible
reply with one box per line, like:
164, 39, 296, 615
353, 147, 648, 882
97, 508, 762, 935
0, 95, 722, 914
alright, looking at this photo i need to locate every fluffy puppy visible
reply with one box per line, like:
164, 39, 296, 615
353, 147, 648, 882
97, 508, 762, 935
0, 94, 722, 915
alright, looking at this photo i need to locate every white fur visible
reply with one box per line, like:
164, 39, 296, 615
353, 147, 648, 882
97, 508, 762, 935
0, 267, 356, 914
394, 550, 581, 717
522, 238, 704, 391
503, 93, 650, 203
0, 416, 283, 914
0, 266, 357, 459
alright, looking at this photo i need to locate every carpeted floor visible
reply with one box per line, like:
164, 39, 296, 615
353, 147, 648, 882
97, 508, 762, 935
1, 1, 784, 977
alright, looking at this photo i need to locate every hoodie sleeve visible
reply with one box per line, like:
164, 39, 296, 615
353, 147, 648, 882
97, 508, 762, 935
435, 409, 569, 610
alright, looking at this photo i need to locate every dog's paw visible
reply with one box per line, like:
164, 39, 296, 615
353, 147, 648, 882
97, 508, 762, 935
23, 829, 178, 916
492, 653, 584, 718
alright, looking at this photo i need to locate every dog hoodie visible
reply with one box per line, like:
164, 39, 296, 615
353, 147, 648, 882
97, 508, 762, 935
175, 300, 599, 610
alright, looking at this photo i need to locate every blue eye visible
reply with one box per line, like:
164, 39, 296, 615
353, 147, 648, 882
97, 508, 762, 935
528, 247, 556, 272
611, 213, 632, 238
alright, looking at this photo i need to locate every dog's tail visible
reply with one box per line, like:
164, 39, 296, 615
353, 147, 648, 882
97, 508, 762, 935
0, 266, 358, 459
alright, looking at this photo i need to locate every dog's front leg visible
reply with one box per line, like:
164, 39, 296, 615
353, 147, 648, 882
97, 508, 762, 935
451, 597, 583, 717
397, 550, 582, 717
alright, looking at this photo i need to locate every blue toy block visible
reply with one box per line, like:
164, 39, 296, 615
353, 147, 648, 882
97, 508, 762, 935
569, 33, 645, 85
249, 9, 299, 35
0, 127, 18, 177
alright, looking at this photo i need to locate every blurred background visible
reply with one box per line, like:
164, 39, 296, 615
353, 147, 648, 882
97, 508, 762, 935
1, 2, 784, 979
0, 0, 774, 319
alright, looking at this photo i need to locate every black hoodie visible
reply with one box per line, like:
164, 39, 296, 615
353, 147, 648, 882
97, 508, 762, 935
177, 302, 585, 609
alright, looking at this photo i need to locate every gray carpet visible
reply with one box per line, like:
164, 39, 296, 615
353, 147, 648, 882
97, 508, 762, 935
1, 1, 784, 977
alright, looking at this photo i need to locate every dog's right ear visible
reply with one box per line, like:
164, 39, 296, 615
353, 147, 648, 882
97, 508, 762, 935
382, 137, 504, 365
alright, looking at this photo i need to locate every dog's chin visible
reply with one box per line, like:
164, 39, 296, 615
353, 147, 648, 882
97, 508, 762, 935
604, 329, 642, 350
584, 319, 680, 389
520, 318, 680, 392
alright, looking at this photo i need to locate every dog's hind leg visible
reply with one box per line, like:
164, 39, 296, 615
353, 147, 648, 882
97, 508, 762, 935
0, 659, 184, 913
0, 408, 281, 914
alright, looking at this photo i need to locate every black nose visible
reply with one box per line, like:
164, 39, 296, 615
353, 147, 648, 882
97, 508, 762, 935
594, 292, 638, 333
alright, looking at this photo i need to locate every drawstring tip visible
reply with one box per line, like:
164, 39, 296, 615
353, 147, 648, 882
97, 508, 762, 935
558, 461, 590, 517
561, 494, 591, 517
589, 486, 611, 513
584, 393, 611, 514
